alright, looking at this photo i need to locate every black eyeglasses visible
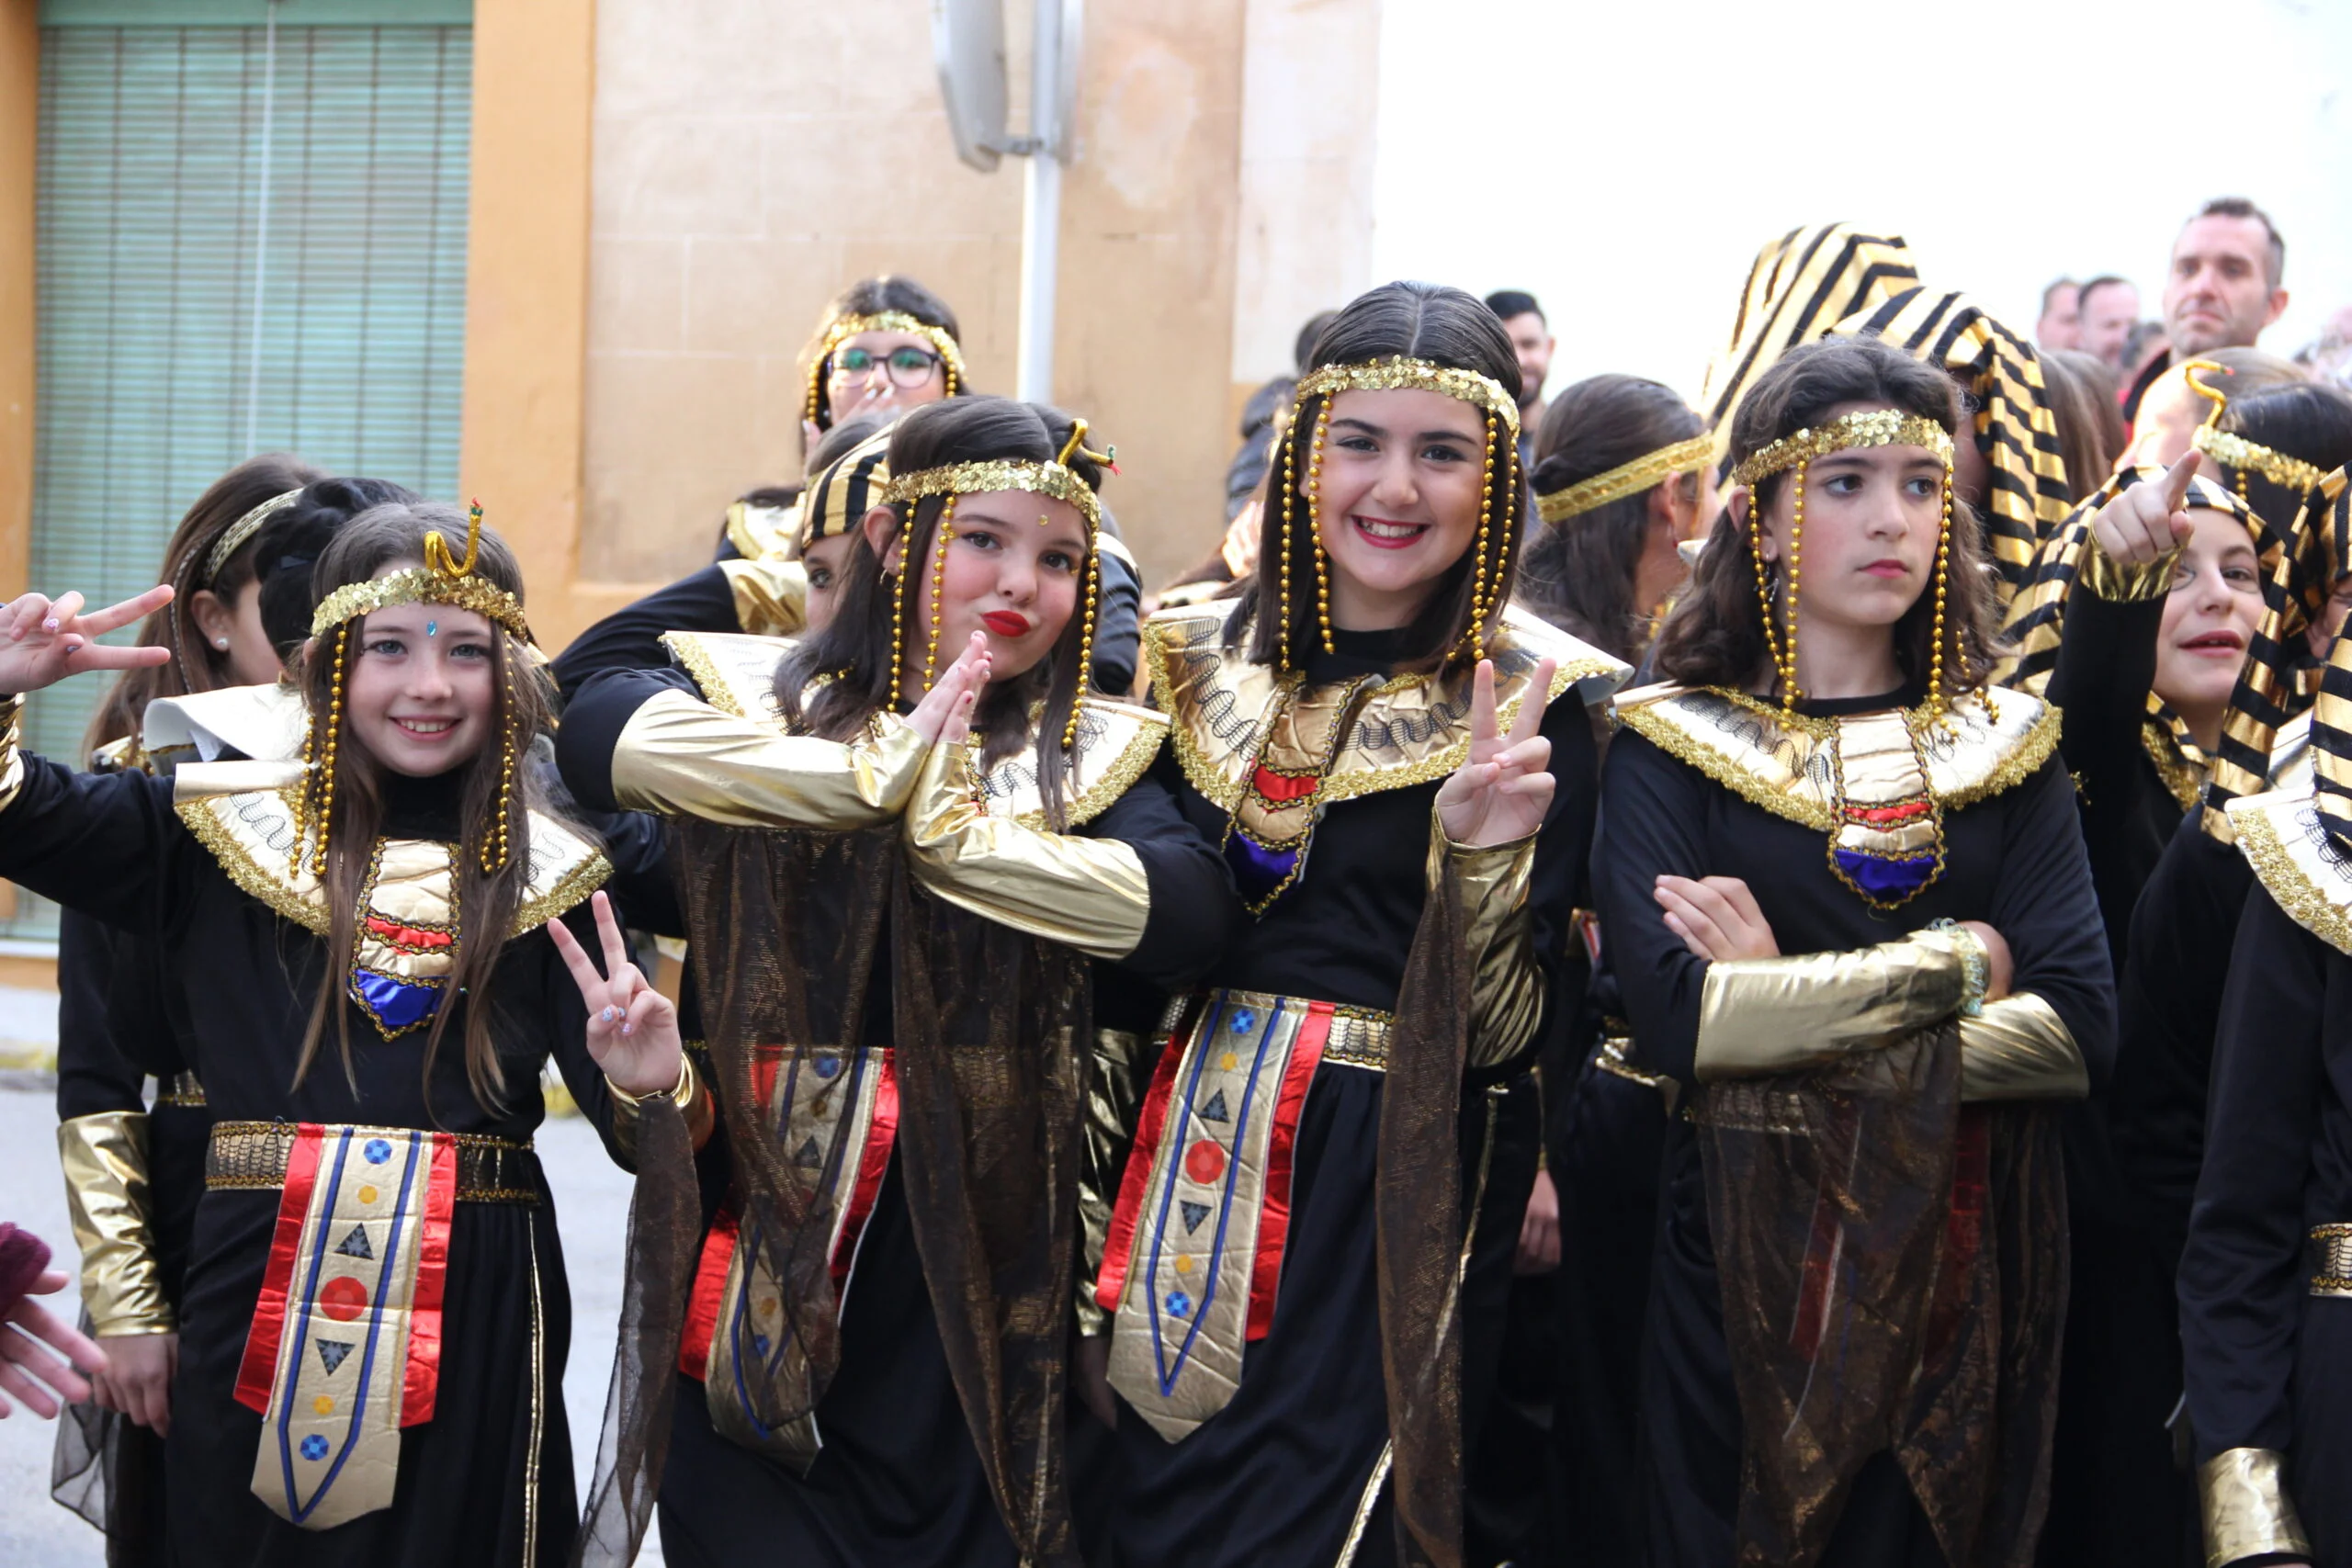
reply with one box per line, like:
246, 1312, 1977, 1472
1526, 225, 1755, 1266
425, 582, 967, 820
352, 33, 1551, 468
831, 344, 944, 388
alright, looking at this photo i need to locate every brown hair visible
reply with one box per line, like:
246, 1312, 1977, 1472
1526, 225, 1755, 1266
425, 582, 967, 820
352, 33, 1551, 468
2036, 349, 2128, 502
82, 453, 322, 758
1239, 279, 1526, 675
1652, 336, 2007, 696
292, 502, 560, 1114
1522, 375, 1705, 661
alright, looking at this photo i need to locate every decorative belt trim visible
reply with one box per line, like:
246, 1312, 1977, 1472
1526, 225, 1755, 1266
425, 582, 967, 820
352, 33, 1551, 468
2311, 1224, 2352, 1297
208, 1122, 539, 1205
156, 1071, 208, 1108
1593, 1036, 1679, 1112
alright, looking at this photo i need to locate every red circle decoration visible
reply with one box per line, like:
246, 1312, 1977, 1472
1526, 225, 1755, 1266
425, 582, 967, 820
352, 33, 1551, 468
1183, 1139, 1227, 1185
319, 1275, 370, 1322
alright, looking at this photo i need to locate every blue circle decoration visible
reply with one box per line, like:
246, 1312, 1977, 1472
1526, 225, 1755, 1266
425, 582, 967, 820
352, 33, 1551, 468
1165, 1290, 1193, 1320
300, 1435, 329, 1461
362, 1138, 393, 1165
812, 1057, 841, 1079
1228, 1010, 1256, 1034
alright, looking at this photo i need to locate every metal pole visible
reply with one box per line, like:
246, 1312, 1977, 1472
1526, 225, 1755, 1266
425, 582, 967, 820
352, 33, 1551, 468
1014, 0, 1063, 403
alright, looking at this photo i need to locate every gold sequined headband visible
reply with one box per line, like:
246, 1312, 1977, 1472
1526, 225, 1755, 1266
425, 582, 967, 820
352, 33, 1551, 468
1730, 410, 1956, 490
1537, 434, 1713, 524
1294, 355, 1522, 436
309, 502, 529, 639
882, 443, 1106, 528
202, 489, 305, 584
804, 310, 966, 425
2193, 425, 2330, 494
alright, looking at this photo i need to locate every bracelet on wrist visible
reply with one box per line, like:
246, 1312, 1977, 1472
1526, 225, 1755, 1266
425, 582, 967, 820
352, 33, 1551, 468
1929, 918, 1988, 1017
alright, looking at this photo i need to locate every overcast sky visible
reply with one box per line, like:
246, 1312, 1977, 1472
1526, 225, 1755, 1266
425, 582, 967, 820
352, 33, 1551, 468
1369, 0, 2352, 404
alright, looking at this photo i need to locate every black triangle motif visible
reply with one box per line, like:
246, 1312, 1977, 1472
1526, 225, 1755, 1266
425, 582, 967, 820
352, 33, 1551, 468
1180, 1201, 1211, 1235
317, 1338, 355, 1375
1198, 1089, 1231, 1124
795, 1136, 825, 1169
334, 1224, 374, 1260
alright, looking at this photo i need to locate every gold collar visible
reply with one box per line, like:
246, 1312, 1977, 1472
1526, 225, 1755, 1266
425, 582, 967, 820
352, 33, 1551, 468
1145, 601, 1628, 811
1612, 684, 2059, 830
2228, 781, 2352, 954
663, 628, 1166, 830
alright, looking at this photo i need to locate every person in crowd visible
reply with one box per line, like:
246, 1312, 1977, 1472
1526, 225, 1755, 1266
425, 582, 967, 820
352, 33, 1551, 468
554, 396, 1236, 1568
0, 1222, 107, 1420
2078, 275, 2142, 372
2037, 277, 2082, 353
799, 275, 968, 452
2039, 348, 2130, 497
2123, 347, 2307, 469
2125, 197, 2294, 420
1487, 288, 1557, 461
1598, 334, 2109, 1566
1225, 309, 1339, 523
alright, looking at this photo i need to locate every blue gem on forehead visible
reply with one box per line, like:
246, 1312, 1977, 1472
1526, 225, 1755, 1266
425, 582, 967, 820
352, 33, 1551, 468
425, 620, 437, 637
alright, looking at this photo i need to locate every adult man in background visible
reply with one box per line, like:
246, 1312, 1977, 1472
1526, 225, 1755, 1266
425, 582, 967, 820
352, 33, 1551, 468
2077, 275, 2141, 372
2126, 197, 2291, 419
1486, 288, 1555, 462
2037, 277, 2082, 351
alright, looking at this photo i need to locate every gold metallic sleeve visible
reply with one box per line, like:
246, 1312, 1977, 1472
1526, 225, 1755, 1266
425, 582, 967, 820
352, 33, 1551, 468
1426, 817, 1542, 1068
901, 739, 1151, 961
1958, 993, 2090, 1102
2081, 535, 2186, 603
56, 1111, 174, 1336
610, 688, 927, 829
0, 694, 24, 815
1692, 931, 1970, 1082
1077, 1027, 1148, 1336
2199, 1447, 2311, 1568
718, 557, 809, 638
605, 1054, 716, 1168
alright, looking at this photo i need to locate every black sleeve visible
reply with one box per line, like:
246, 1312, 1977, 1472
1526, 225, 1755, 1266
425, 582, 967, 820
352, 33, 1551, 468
0, 757, 189, 936
2046, 588, 2168, 953
1522, 698, 1605, 1075
578, 805, 685, 940
54, 908, 147, 1120
549, 565, 743, 705
1085, 751, 1240, 995
2109, 815, 2254, 1272
1589, 728, 1717, 1085
2177, 886, 2328, 1461
1983, 754, 2119, 1091
553, 665, 698, 813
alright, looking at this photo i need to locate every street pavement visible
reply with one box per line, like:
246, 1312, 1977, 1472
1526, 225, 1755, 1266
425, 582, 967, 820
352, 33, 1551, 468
0, 1026, 654, 1563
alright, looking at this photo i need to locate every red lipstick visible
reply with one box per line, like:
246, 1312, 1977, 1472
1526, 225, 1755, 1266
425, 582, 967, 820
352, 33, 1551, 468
981, 611, 1031, 637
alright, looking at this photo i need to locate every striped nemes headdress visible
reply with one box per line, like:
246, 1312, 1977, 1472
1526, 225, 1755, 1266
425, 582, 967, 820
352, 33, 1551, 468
798, 424, 894, 554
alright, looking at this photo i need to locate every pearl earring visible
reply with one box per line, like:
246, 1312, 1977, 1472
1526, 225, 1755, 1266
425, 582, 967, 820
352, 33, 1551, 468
214, 637, 230, 650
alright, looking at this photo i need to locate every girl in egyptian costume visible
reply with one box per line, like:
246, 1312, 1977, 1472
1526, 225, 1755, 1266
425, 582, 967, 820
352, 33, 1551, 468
0, 502, 679, 1565
1091, 281, 1628, 1568
1594, 336, 2112, 1566
553, 395, 1236, 1568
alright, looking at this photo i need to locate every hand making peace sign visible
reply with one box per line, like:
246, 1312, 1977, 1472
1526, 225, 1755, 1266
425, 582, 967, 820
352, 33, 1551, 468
0, 586, 175, 695
546, 890, 684, 1099
1434, 657, 1559, 849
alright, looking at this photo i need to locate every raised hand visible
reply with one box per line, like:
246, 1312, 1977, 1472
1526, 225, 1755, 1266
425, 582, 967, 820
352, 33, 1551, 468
907, 631, 992, 744
2091, 452, 2199, 567
1654, 874, 1781, 962
546, 890, 683, 1098
0, 1269, 105, 1420
1435, 658, 1557, 849
0, 588, 175, 696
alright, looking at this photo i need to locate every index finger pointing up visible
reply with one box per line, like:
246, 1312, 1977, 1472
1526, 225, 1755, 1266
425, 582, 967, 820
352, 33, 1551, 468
2161, 451, 2200, 515
1506, 658, 1558, 747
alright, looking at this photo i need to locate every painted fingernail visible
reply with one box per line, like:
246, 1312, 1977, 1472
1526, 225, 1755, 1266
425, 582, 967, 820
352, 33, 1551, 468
601, 1006, 617, 1022
41, 618, 58, 633
620, 1021, 634, 1036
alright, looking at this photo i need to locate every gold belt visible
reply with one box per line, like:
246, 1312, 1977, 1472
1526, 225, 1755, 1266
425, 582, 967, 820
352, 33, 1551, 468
1167, 987, 1392, 1071
155, 1071, 207, 1109
206, 1121, 540, 1205
2311, 1224, 2352, 1297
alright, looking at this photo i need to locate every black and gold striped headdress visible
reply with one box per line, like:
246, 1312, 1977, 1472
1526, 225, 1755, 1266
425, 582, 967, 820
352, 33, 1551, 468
798, 424, 894, 555
2308, 623, 2352, 853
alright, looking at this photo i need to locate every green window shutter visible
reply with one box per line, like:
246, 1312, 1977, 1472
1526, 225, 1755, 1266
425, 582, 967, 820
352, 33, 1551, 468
22, 6, 472, 941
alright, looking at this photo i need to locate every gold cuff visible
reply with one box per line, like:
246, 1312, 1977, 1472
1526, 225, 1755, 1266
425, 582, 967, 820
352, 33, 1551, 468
1428, 816, 1542, 1068
2199, 1447, 2311, 1568
2081, 535, 2186, 603
718, 556, 809, 638
610, 688, 927, 829
0, 694, 24, 815
605, 1054, 716, 1165
56, 1111, 173, 1335
1692, 931, 1969, 1081
1958, 994, 2089, 1102
1078, 1027, 1149, 1336
901, 739, 1150, 961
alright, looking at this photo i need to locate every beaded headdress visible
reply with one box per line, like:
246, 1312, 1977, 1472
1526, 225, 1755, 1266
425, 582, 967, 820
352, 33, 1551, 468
799, 425, 894, 553
295, 502, 530, 877
203, 489, 305, 585
1733, 410, 1962, 721
2186, 360, 2334, 513
1276, 355, 1523, 670
880, 420, 1114, 749
1535, 434, 1713, 525
802, 310, 965, 430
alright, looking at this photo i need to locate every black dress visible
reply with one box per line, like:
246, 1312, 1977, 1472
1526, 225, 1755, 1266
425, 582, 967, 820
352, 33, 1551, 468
1594, 684, 2113, 1567
0, 751, 627, 1568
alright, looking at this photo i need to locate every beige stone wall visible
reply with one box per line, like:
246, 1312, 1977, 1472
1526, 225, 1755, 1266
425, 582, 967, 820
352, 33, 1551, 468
580, 0, 1253, 594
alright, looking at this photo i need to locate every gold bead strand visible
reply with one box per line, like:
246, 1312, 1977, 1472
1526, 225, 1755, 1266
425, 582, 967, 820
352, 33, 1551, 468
1279, 412, 1298, 671
482, 640, 518, 874
1468, 413, 1498, 658
1747, 487, 1783, 700
1482, 434, 1521, 660
1781, 462, 1807, 710
1064, 522, 1101, 751
922, 493, 956, 693
311, 625, 349, 877
888, 500, 917, 707
1309, 400, 1334, 655
1928, 458, 1955, 727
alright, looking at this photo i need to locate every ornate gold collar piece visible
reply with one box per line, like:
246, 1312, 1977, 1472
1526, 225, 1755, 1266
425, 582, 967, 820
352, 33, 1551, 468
2228, 783, 2352, 955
